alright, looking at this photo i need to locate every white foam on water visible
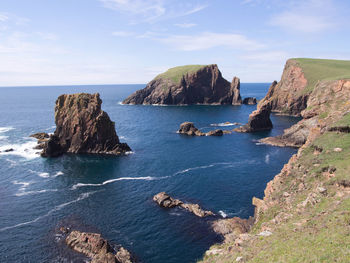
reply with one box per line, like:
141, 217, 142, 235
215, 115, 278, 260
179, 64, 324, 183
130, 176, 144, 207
0, 127, 14, 133
38, 172, 50, 178
5, 158, 17, 167
0, 135, 8, 140
210, 122, 235, 127
218, 210, 228, 218
0, 139, 40, 160
125, 151, 134, 155
265, 154, 270, 164
54, 171, 64, 177
71, 176, 167, 190
15, 189, 58, 197
13, 180, 31, 192
174, 164, 216, 175
0, 191, 100, 232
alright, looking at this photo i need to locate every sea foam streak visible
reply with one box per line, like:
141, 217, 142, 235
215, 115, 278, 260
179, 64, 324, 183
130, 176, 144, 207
219, 210, 228, 218
210, 122, 236, 127
15, 189, 58, 197
0, 191, 99, 232
0, 139, 40, 160
0, 127, 14, 133
71, 176, 167, 190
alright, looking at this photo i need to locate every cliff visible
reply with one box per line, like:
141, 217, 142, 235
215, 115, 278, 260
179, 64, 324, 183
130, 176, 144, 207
42, 93, 131, 157
122, 64, 242, 105
199, 59, 350, 262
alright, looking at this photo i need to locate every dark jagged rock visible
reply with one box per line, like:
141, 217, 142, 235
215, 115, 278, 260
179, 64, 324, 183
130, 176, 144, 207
243, 97, 257, 105
30, 132, 49, 140
234, 82, 275, 133
4, 148, 14, 152
178, 122, 223, 136
65, 230, 136, 263
123, 65, 241, 105
153, 192, 215, 217
41, 93, 131, 157
178, 122, 204, 136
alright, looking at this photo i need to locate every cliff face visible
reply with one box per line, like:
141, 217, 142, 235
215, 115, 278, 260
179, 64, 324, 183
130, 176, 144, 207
122, 65, 242, 105
199, 59, 350, 263
42, 93, 131, 157
260, 59, 309, 116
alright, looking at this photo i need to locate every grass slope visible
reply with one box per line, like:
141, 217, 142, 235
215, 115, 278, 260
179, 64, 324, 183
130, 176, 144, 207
293, 58, 350, 93
154, 65, 207, 84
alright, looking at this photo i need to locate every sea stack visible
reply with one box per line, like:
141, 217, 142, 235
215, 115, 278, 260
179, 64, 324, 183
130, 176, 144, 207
41, 93, 131, 157
234, 82, 275, 133
122, 64, 242, 105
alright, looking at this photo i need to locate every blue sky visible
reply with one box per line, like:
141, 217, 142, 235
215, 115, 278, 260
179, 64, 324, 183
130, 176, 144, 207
0, 0, 349, 86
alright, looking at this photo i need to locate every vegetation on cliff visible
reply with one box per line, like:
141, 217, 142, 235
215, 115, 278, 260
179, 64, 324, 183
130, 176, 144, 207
200, 59, 350, 263
154, 65, 207, 84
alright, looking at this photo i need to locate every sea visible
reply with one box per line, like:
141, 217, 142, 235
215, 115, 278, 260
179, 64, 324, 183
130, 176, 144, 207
0, 84, 299, 263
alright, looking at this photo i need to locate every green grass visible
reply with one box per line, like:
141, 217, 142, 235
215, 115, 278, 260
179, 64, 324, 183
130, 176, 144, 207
154, 65, 208, 84
292, 58, 350, 94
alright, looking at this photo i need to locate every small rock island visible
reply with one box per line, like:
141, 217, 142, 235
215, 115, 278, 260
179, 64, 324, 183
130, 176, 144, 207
122, 65, 242, 105
40, 93, 131, 157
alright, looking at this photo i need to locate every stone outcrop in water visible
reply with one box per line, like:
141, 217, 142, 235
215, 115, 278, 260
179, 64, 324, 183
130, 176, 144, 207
243, 97, 257, 105
153, 192, 215, 217
65, 230, 135, 263
30, 132, 50, 150
234, 82, 275, 133
122, 65, 242, 105
178, 122, 223, 136
41, 93, 131, 157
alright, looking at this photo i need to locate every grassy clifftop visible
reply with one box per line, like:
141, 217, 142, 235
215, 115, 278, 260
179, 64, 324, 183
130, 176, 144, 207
293, 58, 350, 93
154, 65, 207, 83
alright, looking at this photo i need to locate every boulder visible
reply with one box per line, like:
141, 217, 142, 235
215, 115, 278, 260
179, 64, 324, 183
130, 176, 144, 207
65, 230, 135, 263
243, 97, 257, 105
30, 132, 49, 140
123, 65, 241, 105
153, 192, 215, 217
41, 93, 131, 157
178, 122, 223, 136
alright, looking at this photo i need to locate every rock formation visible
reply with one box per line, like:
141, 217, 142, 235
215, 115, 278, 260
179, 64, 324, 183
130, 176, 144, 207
30, 132, 50, 150
259, 59, 309, 116
153, 192, 215, 217
242, 97, 257, 105
200, 58, 350, 263
122, 65, 242, 105
65, 230, 135, 263
234, 82, 275, 133
178, 122, 223, 136
41, 93, 131, 157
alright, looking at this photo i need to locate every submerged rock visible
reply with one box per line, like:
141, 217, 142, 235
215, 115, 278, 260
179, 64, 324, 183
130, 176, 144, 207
123, 65, 242, 105
65, 230, 136, 263
41, 93, 131, 157
243, 97, 257, 105
178, 122, 223, 136
153, 192, 215, 217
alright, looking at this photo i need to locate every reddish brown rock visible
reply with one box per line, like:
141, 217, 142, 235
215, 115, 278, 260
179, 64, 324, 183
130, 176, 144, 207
65, 230, 135, 263
178, 122, 223, 136
122, 65, 241, 105
242, 97, 257, 105
260, 59, 309, 116
41, 93, 131, 157
153, 192, 215, 217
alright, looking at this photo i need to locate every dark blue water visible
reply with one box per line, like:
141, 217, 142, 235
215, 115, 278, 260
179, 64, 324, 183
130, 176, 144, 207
0, 84, 298, 263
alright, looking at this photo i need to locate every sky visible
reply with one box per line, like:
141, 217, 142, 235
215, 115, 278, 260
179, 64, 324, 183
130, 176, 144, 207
0, 0, 349, 86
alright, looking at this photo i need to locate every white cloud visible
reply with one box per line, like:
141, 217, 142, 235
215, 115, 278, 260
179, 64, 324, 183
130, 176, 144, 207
159, 32, 264, 51
99, 0, 207, 23
174, 23, 197, 28
112, 31, 135, 37
269, 0, 336, 33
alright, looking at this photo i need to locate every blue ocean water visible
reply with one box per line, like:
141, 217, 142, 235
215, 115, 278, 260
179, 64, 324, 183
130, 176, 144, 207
0, 84, 298, 263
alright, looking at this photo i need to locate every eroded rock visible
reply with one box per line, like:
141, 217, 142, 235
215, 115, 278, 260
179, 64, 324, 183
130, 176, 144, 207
178, 122, 223, 136
41, 93, 131, 157
153, 192, 215, 217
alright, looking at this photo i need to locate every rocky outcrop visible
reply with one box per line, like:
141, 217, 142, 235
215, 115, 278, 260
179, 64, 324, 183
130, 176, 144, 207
122, 65, 242, 105
230, 77, 242, 105
65, 230, 135, 263
178, 122, 223, 136
234, 82, 275, 133
212, 217, 254, 243
153, 192, 215, 217
30, 132, 50, 150
41, 93, 131, 157
259, 59, 309, 116
243, 97, 257, 105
